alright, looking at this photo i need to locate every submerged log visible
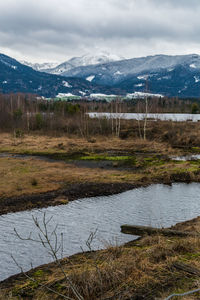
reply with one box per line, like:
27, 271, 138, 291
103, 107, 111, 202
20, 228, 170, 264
121, 225, 199, 237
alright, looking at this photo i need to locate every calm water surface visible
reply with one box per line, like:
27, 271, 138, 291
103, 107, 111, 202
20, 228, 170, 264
89, 112, 200, 122
171, 154, 200, 161
1, 183, 200, 281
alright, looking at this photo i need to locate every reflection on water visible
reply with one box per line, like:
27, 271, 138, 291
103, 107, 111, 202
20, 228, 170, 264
1, 183, 200, 281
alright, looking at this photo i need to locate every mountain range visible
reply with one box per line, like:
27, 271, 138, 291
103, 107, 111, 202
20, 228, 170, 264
60, 54, 200, 98
0, 53, 122, 97
22, 51, 124, 75
20, 61, 58, 72
2, 52, 200, 98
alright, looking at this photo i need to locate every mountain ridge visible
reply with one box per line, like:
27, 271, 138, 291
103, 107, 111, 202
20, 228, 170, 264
2, 52, 200, 98
60, 53, 200, 98
0, 53, 123, 97
22, 51, 124, 75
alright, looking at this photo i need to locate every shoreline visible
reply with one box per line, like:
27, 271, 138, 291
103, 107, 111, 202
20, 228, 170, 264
0, 175, 198, 216
0, 182, 141, 216
1, 214, 200, 298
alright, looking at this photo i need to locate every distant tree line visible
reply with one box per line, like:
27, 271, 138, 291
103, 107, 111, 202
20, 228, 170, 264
0, 93, 199, 139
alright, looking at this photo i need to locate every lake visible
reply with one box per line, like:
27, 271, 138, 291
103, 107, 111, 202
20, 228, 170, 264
88, 112, 200, 122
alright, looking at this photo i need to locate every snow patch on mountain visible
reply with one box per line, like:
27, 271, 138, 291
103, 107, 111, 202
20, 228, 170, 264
190, 64, 197, 69
57, 93, 77, 97
90, 93, 118, 98
134, 83, 144, 87
114, 71, 122, 75
62, 81, 72, 88
0, 57, 18, 70
137, 75, 148, 80
79, 91, 86, 96
194, 76, 200, 83
127, 92, 163, 99
86, 75, 95, 82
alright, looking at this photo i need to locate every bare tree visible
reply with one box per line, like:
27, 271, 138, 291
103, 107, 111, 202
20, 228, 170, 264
143, 79, 149, 140
13, 213, 84, 300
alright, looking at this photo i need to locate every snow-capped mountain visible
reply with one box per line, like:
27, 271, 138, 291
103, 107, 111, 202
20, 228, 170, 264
67, 51, 123, 68
0, 53, 123, 97
60, 53, 200, 97
3, 52, 200, 98
21, 61, 59, 71
44, 51, 124, 75
62, 54, 200, 85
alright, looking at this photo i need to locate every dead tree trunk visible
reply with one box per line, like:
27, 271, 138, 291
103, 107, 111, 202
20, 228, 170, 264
121, 225, 199, 237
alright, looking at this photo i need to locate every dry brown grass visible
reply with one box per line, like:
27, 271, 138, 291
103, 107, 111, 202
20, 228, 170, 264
0, 132, 176, 155
2, 231, 200, 299
1, 153, 199, 198
0, 143, 200, 199
0, 156, 144, 198
0, 132, 196, 199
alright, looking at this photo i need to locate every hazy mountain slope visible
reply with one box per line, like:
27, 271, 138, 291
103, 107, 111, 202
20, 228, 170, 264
44, 52, 123, 75
0, 53, 123, 97
21, 61, 59, 71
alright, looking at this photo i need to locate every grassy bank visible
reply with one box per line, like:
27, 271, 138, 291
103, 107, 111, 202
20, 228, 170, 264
1, 154, 200, 199
1, 217, 200, 299
0, 133, 200, 213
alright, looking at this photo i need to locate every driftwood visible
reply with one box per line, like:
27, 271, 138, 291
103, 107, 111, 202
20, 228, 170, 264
121, 225, 199, 237
172, 261, 200, 276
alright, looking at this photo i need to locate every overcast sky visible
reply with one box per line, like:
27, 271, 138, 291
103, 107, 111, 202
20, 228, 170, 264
1, 0, 200, 63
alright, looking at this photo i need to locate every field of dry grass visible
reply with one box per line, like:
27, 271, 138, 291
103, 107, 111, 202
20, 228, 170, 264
0, 132, 199, 200
0, 132, 177, 155
0, 156, 144, 198
0, 147, 199, 199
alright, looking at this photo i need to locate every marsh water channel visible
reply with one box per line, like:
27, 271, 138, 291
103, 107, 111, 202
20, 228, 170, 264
0, 152, 129, 170
1, 183, 200, 281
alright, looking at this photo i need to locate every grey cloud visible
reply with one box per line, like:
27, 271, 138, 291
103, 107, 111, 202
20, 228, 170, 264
1, 0, 200, 62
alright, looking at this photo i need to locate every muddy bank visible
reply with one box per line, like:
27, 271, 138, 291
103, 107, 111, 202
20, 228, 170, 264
1, 167, 199, 216
0, 182, 141, 216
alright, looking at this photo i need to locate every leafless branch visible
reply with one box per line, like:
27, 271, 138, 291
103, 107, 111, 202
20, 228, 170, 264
14, 212, 84, 300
